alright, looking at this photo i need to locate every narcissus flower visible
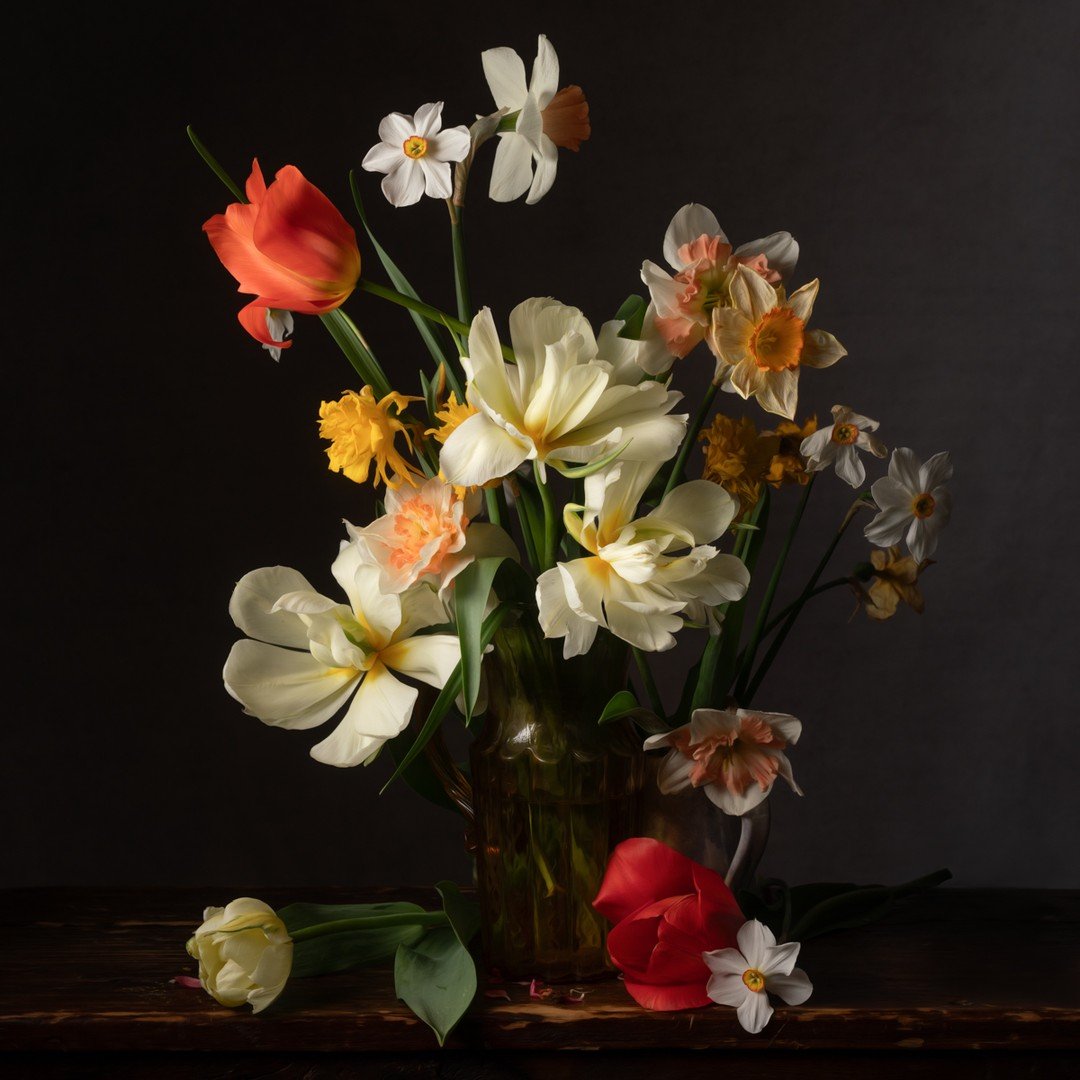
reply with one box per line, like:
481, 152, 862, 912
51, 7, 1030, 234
644, 706, 802, 816
537, 460, 749, 656
708, 265, 846, 419
641, 204, 798, 363
801, 405, 886, 488
865, 448, 953, 563
439, 299, 686, 487
318, 387, 422, 489
203, 161, 361, 348
763, 416, 818, 488
482, 35, 590, 204
699, 414, 775, 516
186, 898, 293, 1014
704, 920, 813, 1034
223, 546, 459, 768
347, 475, 518, 595
860, 545, 927, 620
426, 392, 478, 444
260, 309, 294, 362
362, 103, 471, 207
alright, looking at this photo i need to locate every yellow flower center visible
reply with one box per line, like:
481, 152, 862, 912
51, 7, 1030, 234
403, 136, 428, 159
742, 969, 767, 993
749, 308, 805, 372
912, 492, 936, 518
832, 423, 859, 445
388, 496, 463, 574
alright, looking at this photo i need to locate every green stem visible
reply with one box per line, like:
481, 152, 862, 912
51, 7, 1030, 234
290, 911, 448, 943
633, 647, 665, 719
662, 381, 719, 498
536, 472, 559, 572
447, 201, 472, 325
733, 476, 815, 700
484, 488, 503, 529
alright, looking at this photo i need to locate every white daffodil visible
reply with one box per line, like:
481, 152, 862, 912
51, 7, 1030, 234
704, 920, 813, 1034
362, 102, 471, 207
438, 298, 687, 488
865, 448, 953, 563
347, 475, 518, 595
536, 460, 749, 656
482, 34, 590, 204
641, 203, 798, 364
644, 706, 802, 816
800, 405, 887, 488
223, 543, 459, 768
708, 264, 846, 419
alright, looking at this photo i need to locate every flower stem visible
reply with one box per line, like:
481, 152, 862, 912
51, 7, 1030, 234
485, 488, 503, 529
446, 200, 472, 325
661, 381, 719, 498
733, 476, 815, 701
290, 910, 448, 943
536, 472, 559, 571
741, 501, 862, 704
632, 647, 665, 719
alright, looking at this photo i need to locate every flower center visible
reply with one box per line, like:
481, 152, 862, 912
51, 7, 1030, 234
742, 968, 766, 993
912, 492, 936, 518
831, 423, 859, 445
390, 496, 460, 573
749, 308, 805, 371
403, 136, 428, 159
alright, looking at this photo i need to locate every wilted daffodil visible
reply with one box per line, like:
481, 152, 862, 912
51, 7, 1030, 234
186, 898, 293, 1014
318, 386, 422, 489
223, 542, 459, 767
438, 298, 687, 488
860, 545, 928, 620
537, 460, 749, 656
865, 448, 953, 563
482, 34, 590, 204
708, 265, 845, 420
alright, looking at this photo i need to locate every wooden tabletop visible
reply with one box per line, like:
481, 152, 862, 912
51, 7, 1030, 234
1, 886, 1077, 1077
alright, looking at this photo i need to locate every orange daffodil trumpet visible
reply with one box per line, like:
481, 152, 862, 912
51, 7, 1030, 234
537, 460, 750, 656
642, 204, 799, 366
438, 298, 687, 488
483, 34, 591, 204
202, 161, 360, 353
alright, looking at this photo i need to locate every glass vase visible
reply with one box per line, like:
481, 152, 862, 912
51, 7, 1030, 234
468, 622, 644, 982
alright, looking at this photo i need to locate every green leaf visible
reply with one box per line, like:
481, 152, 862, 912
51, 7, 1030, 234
380, 604, 510, 794
187, 126, 246, 202
292, 923, 425, 978
555, 438, 633, 479
598, 689, 669, 735
613, 294, 647, 340
435, 881, 481, 948
395, 927, 477, 1046
349, 171, 461, 396
453, 557, 508, 723
319, 308, 392, 398
278, 901, 426, 934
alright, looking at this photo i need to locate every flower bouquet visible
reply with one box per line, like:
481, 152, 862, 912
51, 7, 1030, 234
184, 32, 953, 1041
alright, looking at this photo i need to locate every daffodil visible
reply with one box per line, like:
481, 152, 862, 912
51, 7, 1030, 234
860, 545, 927, 620
261, 309, 293, 361
644, 706, 802, 816
536, 460, 749, 656
800, 405, 886, 488
762, 415, 818, 488
704, 920, 813, 1034
347, 474, 518, 595
708, 264, 846, 419
699, 414, 775, 517
318, 386, 422, 489
362, 103, 471, 207
223, 543, 459, 768
438, 299, 687, 488
865, 448, 953, 563
482, 35, 590, 204
641, 203, 799, 363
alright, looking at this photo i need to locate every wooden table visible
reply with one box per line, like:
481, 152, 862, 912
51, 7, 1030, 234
1, 887, 1076, 1077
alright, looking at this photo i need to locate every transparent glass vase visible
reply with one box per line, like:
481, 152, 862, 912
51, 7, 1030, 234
468, 622, 644, 982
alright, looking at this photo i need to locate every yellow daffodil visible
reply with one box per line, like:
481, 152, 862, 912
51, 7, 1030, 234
318, 386, 422, 489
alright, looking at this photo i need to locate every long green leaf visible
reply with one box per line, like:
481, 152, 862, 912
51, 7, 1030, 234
395, 927, 477, 1046
598, 688, 668, 735
278, 901, 425, 934
319, 308, 392, 398
292, 923, 425, 978
555, 439, 633, 479
380, 605, 510, 794
435, 881, 481, 948
454, 557, 508, 723
187, 125, 245, 202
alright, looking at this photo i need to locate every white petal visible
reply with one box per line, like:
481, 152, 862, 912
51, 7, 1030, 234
526, 135, 558, 204
735, 231, 799, 279
309, 662, 416, 767
889, 448, 924, 494
761, 940, 801, 978
361, 141, 404, 175
864, 505, 912, 548
439, 412, 531, 488
223, 640, 358, 729
799, 426, 835, 467
870, 475, 914, 509
640, 260, 683, 318
381, 160, 424, 207
768, 968, 813, 1006
703, 947, 750, 977
429, 125, 471, 163
801, 329, 846, 369
380, 633, 460, 690
377, 112, 413, 145
920, 451, 954, 491
529, 34, 559, 108
488, 132, 535, 202
736, 990, 773, 1034
834, 445, 866, 488
664, 204, 724, 269
419, 156, 453, 199
656, 748, 694, 794
482, 46, 528, 110
755, 369, 799, 420
412, 101, 444, 137
536, 564, 599, 658
703, 776, 770, 816
229, 566, 317, 649
737, 920, 776, 969
731, 263, 780, 323
641, 480, 737, 547
786, 278, 819, 323
706, 971, 749, 1008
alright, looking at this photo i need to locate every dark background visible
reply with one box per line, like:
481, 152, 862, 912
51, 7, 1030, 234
8, 1, 1078, 891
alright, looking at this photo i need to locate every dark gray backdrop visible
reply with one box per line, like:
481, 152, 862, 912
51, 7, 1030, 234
8, 0, 1078, 890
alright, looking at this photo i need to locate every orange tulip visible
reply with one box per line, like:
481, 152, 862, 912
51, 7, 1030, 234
203, 161, 361, 350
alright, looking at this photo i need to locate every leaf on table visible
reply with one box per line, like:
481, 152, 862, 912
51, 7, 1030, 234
395, 927, 477, 1046
435, 880, 481, 948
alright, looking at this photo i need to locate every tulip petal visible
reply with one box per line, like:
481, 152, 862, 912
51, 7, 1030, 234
380, 633, 460, 690
640, 480, 737, 547
229, 566, 318, 649
439, 412, 531, 488
593, 838, 701, 924
237, 301, 292, 349
623, 978, 711, 1011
